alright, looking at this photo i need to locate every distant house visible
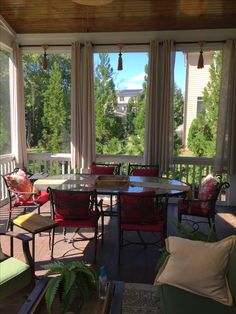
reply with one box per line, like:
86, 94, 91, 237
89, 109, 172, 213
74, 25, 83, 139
115, 89, 143, 117
183, 51, 214, 147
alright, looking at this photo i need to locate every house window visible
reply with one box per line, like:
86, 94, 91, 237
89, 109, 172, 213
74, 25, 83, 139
94, 51, 148, 156
22, 52, 71, 154
196, 96, 204, 114
0, 48, 11, 155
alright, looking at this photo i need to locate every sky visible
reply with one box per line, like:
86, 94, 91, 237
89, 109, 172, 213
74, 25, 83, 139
94, 51, 186, 92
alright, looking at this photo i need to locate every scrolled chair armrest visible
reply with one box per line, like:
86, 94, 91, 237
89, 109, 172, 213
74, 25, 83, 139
0, 231, 33, 242
0, 232, 34, 269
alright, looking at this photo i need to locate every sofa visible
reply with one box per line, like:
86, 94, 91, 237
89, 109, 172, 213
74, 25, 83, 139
158, 238, 236, 314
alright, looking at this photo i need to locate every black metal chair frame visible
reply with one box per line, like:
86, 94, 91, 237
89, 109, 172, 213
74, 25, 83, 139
178, 175, 230, 231
0, 231, 34, 282
1, 170, 42, 231
117, 192, 165, 263
127, 163, 159, 176
92, 162, 122, 218
48, 188, 103, 261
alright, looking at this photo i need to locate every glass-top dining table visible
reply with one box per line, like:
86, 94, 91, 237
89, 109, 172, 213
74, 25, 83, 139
34, 173, 190, 197
34, 174, 190, 237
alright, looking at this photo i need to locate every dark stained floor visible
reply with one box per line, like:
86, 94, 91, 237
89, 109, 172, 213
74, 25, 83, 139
0, 198, 236, 312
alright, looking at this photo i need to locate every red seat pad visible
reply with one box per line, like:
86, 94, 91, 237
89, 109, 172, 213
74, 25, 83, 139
121, 222, 164, 232
14, 190, 49, 207
178, 198, 214, 217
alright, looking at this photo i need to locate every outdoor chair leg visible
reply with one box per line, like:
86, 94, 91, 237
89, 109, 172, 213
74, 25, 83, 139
101, 214, 104, 245
51, 229, 55, 259
94, 227, 98, 262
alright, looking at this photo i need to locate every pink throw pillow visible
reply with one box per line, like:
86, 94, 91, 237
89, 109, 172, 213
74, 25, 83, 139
198, 174, 219, 201
6, 169, 33, 202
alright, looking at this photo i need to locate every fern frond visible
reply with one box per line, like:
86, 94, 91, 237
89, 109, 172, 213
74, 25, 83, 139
45, 276, 62, 313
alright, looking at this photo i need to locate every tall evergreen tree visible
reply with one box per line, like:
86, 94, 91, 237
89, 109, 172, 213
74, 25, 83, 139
23, 53, 71, 152
94, 53, 125, 154
0, 49, 11, 154
173, 84, 184, 156
39, 62, 67, 153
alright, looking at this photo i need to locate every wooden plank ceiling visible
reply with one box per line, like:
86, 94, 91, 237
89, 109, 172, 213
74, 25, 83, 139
0, 0, 236, 34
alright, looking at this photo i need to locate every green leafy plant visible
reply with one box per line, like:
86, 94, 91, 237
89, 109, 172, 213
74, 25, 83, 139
42, 261, 98, 314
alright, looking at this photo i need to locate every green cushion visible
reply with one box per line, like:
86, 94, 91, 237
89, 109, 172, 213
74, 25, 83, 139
160, 243, 236, 314
0, 257, 32, 299
160, 285, 236, 314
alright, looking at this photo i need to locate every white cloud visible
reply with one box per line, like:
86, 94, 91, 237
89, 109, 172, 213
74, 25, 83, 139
129, 72, 146, 82
123, 72, 145, 89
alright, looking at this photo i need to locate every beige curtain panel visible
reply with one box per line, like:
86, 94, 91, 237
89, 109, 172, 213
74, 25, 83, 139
144, 40, 175, 174
215, 40, 236, 175
12, 42, 28, 168
71, 41, 96, 170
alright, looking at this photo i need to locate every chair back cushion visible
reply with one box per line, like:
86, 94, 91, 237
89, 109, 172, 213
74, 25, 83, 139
132, 168, 159, 177
6, 169, 33, 202
198, 175, 219, 201
51, 190, 92, 220
91, 164, 115, 175
119, 191, 161, 224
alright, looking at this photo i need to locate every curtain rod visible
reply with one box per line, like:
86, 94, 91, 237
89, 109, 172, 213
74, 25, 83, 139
19, 40, 225, 48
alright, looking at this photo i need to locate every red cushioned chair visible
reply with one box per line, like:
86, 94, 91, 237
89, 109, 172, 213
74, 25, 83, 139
178, 174, 230, 231
128, 163, 159, 177
91, 162, 121, 218
118, 191, 165, 263
1, 169, 49, 231
48, 188, 103, 261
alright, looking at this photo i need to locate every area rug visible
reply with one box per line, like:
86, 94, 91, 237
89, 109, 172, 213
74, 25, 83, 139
122, 282, 163, 314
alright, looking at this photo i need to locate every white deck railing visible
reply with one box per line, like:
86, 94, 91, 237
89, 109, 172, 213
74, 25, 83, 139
0, 154, 16, 204
1, 152, 227, 204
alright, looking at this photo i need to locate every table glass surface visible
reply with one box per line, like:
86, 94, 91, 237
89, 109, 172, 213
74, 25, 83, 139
34, 174, 189, 197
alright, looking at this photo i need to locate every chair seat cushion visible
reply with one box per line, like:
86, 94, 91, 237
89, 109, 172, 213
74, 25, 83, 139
178, 198, 214, 217
121, 222, 164, 232
55, 212, 100, 228
14, 190, 49, 207
0, 257, 31, 299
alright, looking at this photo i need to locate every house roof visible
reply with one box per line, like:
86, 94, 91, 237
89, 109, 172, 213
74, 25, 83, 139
0, 0, 236, 34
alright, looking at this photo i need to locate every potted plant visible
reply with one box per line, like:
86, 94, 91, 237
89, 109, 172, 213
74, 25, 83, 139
42, 261, 98, 314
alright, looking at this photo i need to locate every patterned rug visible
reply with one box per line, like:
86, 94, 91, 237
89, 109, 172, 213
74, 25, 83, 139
122, 283, 163, 314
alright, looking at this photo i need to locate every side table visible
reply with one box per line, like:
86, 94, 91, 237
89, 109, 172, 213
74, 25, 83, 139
12, 213, 58, 268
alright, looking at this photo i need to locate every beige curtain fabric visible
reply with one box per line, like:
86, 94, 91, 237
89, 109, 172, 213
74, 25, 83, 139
144, 40, 175, 173
12, 42, 28, 168
215, 40, 236, 175
71, 42, 95, 169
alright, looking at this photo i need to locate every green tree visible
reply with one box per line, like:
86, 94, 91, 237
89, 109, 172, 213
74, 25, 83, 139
0, 49, 11, 154
94, 53, 125, 154
39, 62, 67, 153
23, 53, 71, 152
188, 51, 222, 157
173, 84, 184, 156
